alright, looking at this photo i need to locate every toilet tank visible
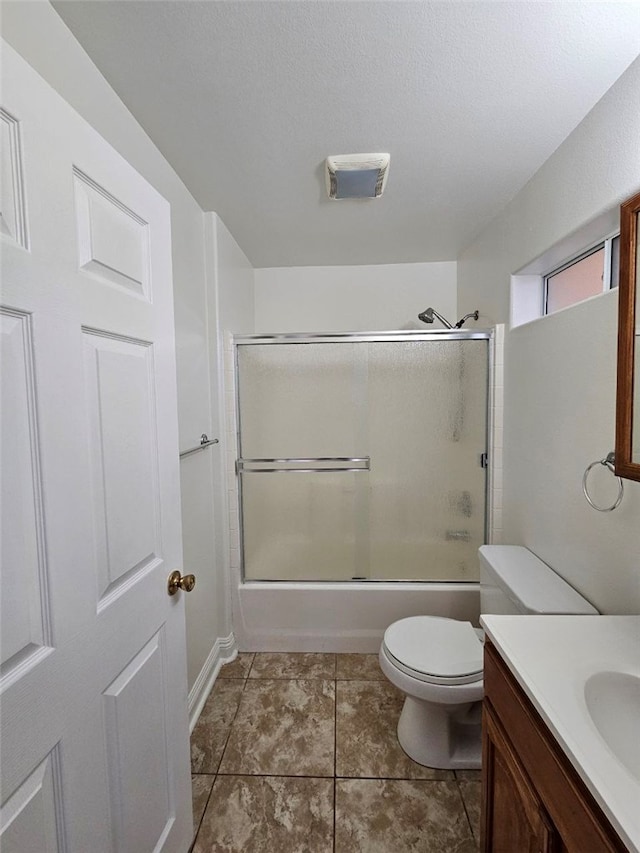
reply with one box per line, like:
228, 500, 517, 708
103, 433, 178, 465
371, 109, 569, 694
479, 545, 598, 615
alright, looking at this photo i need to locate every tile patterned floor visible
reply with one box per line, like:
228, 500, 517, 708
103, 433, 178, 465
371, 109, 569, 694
191, 652, 481, 852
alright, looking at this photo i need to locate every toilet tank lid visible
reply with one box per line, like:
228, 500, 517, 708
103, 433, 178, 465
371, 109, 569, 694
479, 546, 599, 615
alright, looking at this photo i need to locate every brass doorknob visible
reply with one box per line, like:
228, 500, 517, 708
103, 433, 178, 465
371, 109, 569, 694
167, 570, 196, 596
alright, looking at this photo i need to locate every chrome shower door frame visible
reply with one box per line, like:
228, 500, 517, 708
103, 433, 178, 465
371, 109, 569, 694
233, 329, 493, 583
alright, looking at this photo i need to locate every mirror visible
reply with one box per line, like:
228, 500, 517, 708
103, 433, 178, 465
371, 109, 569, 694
615, 190, 640, 481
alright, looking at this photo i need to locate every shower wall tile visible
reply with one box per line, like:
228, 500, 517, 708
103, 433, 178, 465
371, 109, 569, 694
221, 336, 242, 580
488, 325, 505, 545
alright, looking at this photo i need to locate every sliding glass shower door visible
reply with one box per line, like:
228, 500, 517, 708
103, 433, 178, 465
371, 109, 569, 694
236, 333, 489, 582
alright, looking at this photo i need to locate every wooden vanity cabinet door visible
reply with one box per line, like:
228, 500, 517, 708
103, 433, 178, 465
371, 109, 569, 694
482, 641, 627, 853
481, 703, 563, 853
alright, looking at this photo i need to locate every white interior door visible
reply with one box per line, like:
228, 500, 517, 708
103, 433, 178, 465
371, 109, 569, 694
0, 42, 192, 852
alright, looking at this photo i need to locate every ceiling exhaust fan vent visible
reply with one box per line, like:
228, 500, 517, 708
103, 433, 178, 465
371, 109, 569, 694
325, 153, 390, 200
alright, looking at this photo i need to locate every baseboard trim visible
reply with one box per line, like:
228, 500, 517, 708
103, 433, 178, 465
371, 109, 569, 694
188, 633, 237, 733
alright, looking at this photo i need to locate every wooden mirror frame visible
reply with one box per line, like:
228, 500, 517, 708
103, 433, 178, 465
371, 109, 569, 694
615, 189, 640, 481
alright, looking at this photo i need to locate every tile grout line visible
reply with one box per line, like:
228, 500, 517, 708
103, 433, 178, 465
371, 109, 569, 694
189, 774, 216, 853
455, 776, 478, 848
192, 673, 250, 849
333, 658, 337, 853
218, 675, 249, 774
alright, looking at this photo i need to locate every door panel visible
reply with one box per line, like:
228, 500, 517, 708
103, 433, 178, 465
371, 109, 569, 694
103, 631, 174, 853
0, 107, 28, 248
1, 41, 191, 852
0, 308, 51, 674
83, 330, 161, 603
0, 748, 64, 853
73, 168, 151, 299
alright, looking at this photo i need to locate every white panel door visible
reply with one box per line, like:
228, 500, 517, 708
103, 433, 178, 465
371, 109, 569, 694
0, 42, 192, 852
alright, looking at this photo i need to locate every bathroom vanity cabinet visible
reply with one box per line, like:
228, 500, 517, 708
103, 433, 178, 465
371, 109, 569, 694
481, 641, 627, 852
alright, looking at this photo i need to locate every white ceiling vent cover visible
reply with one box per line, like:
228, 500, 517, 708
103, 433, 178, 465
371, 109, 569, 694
326, 153, 390, 200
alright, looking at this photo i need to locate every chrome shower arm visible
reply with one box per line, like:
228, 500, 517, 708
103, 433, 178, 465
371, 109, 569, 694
430, 309, 454, 329
454, 310, 479, 329
418, 307, 454, 328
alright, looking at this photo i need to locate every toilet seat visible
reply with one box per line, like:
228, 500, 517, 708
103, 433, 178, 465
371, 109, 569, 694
382, 616, 483, 686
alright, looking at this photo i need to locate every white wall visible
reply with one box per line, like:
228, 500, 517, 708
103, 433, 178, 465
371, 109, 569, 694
1, 2, 236, 692
214, 215, 256, 336
254, 262, 457, 333
458, 57, 640, 614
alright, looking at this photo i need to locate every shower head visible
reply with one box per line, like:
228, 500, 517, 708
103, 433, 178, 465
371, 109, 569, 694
418, 307, 453, 329
418, 307, 434, 324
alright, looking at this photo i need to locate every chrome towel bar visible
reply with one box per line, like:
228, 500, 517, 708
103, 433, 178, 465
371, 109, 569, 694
180, 433, 219, 459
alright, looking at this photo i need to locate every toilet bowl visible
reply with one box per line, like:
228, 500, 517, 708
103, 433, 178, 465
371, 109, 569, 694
379, 545, 598, 770
379, 616, 484, 769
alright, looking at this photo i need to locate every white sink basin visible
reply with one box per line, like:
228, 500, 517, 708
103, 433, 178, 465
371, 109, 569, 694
584, 671, 640, 782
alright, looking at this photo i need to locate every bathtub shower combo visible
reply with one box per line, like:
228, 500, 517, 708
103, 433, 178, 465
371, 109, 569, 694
233, 330, 491, 590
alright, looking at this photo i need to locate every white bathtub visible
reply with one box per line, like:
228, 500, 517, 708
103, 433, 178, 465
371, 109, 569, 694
232, 581, 480, 652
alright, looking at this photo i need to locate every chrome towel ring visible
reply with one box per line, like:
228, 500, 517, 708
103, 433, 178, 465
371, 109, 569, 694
582, 451, 624, 512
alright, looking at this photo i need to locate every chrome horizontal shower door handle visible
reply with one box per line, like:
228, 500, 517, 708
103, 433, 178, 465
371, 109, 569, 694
236, 456, 371, 474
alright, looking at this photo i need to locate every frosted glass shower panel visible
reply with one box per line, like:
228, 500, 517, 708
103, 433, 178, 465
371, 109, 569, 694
242, 471, 370, 581
237, 342, 371, 581
366, 340, 488, 581
237, 343, 367, 458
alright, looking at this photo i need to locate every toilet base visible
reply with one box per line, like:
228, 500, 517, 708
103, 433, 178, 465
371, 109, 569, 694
396, 695, 482, 770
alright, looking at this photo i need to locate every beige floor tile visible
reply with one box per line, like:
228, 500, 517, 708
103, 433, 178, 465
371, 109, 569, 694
218, 652, 255, 679
336, 681, 452, 780
191, 680, 245, 773
219, 679, 335, 776
248, 652, 336, 680
335, 779, 477, 853
459, 780, 482, 845
191, 775, 214, 838
336, 653, 386, 681
193, 775, 334, 853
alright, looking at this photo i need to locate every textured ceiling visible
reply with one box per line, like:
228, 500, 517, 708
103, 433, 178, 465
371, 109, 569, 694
52, 1, 640, 267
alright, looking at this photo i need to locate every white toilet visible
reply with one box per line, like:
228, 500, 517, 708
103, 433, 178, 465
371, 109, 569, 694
379, 545, 598, 770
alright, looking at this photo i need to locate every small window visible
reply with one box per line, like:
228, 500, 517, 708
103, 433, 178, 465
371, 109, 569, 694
543, 234, 619, 315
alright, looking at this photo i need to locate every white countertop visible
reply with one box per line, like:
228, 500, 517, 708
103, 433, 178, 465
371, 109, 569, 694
480, 615, 640, 852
